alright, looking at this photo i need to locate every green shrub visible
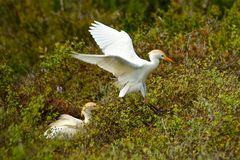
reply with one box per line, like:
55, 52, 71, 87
1, 0, 240, 159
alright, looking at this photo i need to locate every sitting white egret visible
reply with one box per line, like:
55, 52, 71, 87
72, 21, 173, 98
44, 102, 97, 139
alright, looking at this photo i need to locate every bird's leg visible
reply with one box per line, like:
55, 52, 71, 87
140, 82, 147, 98
120, 96, 126, 103
143, 98, 162, 116
119, 84, 130, 98
148, 104, 161, 116
143, 97, 156, 113
143, 97, 148, 104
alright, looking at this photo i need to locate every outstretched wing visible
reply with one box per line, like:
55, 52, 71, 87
89, 21, 145, 65
72, 53, 141, 78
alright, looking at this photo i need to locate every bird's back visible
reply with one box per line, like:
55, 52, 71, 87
44, 114, 84, 139
50, 114, 83, 127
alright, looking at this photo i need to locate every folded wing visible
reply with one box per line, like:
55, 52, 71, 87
44, 114, 84, 139
44, 126, 79, 139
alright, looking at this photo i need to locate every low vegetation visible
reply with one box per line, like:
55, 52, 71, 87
0, 0, 239, 159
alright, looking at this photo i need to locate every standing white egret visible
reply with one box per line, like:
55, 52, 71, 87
72, 21, 173, 98
44, 102, 97, 139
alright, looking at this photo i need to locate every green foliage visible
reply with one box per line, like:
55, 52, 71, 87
21, 96, 45, 127
1, 0, 240, 159
0, 64, 15, 106
211, 1, 240, 53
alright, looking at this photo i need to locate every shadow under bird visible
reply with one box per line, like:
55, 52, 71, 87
44, 102, 97, 139
72, 21, 174, 98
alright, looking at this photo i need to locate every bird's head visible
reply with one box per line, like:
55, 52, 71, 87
81, 102, 97, 116
148, 50, 174, 63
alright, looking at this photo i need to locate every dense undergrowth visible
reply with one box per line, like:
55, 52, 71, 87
0, 0, 240, 159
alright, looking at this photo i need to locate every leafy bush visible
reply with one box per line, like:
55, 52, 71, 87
1, 0, 240, 159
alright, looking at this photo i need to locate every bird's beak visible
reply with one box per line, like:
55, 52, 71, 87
164, 56, 174, 63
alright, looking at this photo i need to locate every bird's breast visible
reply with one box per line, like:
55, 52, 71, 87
141, 63, 159, 79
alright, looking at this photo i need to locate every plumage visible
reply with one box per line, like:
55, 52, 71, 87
72, 21, 174, 98
44, 102, 97, 139
89, 21, 145, 65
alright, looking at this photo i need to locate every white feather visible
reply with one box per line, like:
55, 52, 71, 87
89, 21, 146, 65
44, 102, 96, 139
72, 21, 173, 97
72, 53, 140, 78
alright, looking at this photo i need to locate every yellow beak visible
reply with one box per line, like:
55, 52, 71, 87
164, 56, 174, 63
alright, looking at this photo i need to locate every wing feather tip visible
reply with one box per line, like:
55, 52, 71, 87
71, 51, 80, 59
94, 20, 101, 24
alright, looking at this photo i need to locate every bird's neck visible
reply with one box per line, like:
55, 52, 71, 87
150, 59, 159, 64
149, 58, 160, 70
83, 111, 92, 124
149, 54, 160, 64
